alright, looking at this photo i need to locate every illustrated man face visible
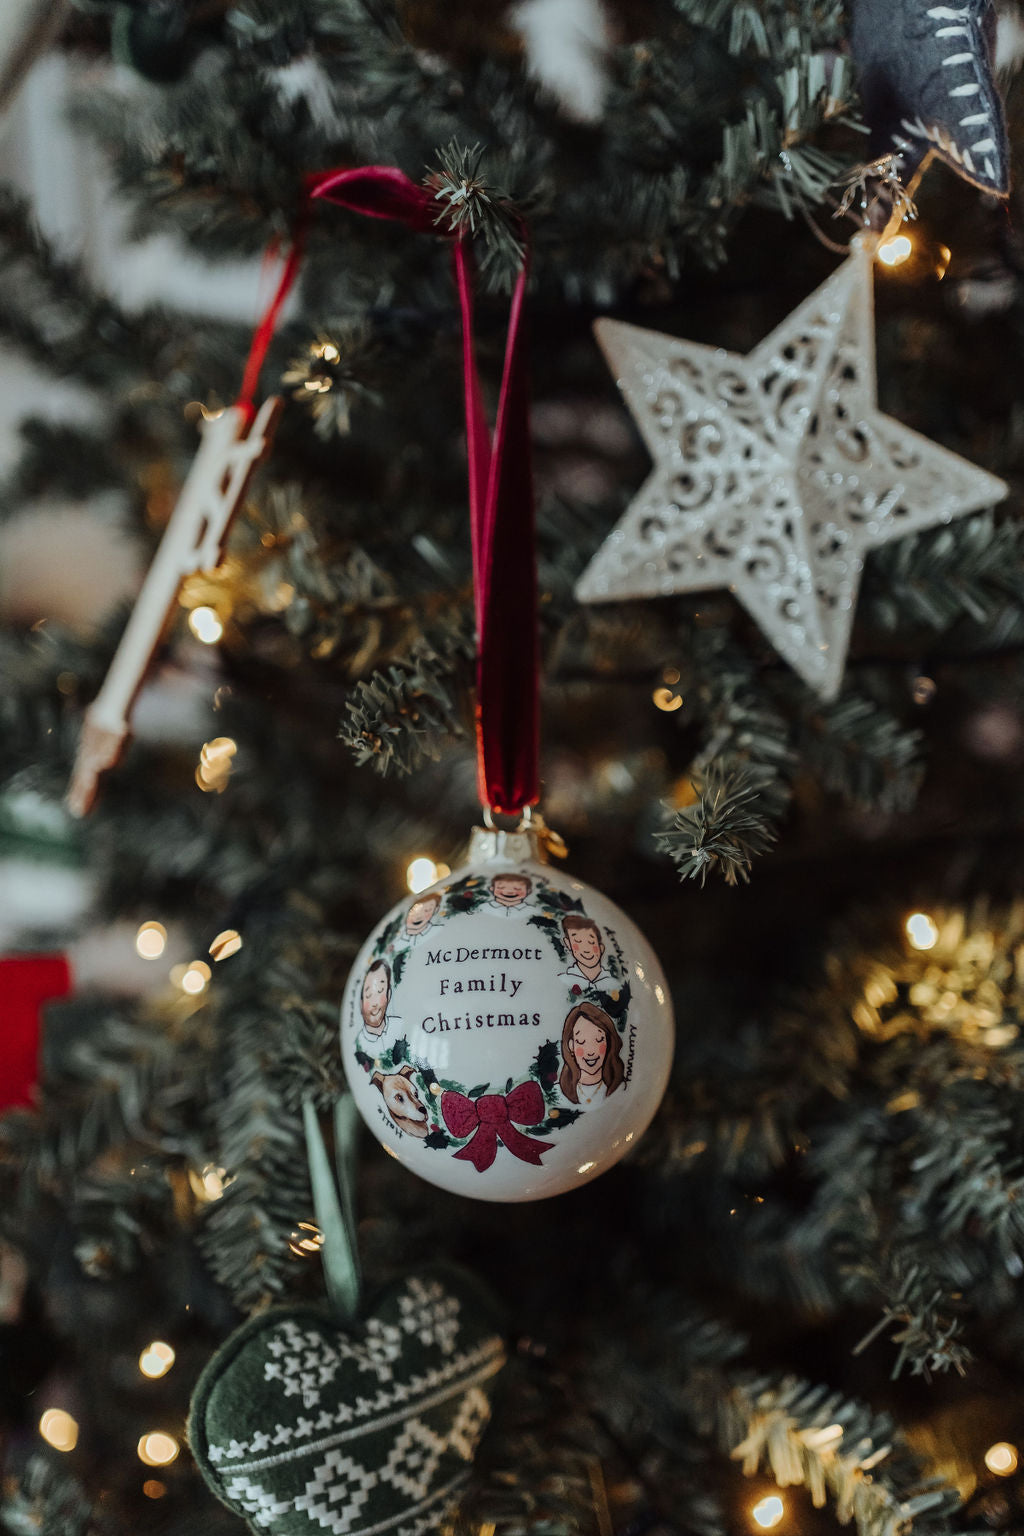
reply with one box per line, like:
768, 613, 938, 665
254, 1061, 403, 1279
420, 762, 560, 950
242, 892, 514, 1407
492, 874, 531, 907
567, 920, 604, 973
572, 1018, 607, 1081
405, 894, 439, 935
361, 961, 390, 1030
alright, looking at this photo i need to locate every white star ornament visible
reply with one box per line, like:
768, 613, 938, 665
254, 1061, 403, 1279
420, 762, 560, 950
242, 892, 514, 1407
576, 239, 1008, 698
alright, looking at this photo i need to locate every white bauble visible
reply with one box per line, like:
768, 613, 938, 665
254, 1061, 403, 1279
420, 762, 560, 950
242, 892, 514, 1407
340, 826, 674, 1202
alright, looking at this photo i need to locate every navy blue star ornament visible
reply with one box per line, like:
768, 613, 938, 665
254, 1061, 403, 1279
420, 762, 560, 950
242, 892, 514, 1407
851, 0, 1009, 206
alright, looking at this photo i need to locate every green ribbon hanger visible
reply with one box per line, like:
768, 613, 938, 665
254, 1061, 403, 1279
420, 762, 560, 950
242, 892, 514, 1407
302, 1096, 362, 1324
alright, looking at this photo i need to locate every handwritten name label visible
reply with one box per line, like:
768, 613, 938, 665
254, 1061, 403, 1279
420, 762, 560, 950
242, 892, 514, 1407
427, 946, 543, 963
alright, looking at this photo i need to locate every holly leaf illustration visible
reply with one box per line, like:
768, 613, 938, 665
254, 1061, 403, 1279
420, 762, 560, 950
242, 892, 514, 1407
468, 1083, 489, 1098
391, 1036, 409, 1065
424, 1129, 451, 1150
533, 1040, 560, 1084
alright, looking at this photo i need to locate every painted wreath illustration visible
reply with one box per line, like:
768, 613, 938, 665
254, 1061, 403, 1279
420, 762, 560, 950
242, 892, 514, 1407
350, 869, 636, 1174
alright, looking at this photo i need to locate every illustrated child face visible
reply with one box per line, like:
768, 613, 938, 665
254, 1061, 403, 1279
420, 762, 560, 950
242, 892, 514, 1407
571, 1018, 608, 1080
405, 896, 439, 935
568, 922, 603, 969
492, 874, 530, 907
361, 963, 390, 1029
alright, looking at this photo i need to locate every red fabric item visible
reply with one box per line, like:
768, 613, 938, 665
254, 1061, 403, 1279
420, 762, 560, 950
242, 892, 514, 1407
0, 955, 71, 1111
236, 224, 308, 420
310, 165, 436, 230
440, 1082, 553, 1171
311, 165, 540, 816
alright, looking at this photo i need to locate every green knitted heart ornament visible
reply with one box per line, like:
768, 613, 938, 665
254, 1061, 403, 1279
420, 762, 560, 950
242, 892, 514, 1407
189, 1265, 506, 1536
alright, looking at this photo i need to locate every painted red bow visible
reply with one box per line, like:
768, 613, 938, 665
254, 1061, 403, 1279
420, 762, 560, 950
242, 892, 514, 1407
441, 1081, 553, 1172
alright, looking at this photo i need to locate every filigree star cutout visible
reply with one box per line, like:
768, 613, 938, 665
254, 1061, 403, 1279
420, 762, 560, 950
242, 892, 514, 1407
576, 239, 1008, 698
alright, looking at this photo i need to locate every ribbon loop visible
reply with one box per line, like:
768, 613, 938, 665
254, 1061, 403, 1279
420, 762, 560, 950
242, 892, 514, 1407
311, 166, 435, 231
312, 165, 540, 817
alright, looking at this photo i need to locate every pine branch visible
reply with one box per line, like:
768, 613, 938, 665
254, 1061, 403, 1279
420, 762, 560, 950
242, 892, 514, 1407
198, 930, 347, 1311
0, 1456, 103, 1536
796, 692, 924, 813
340, 618, 475, 777
699, 1370, 971, 1536
426, 141, 527, 292
654, 625, 794, 884
864, 510, 1024, 636
655, 760, 780, 886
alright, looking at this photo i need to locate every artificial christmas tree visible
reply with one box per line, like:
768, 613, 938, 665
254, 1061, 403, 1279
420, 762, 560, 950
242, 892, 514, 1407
3, 3, 1024, 1535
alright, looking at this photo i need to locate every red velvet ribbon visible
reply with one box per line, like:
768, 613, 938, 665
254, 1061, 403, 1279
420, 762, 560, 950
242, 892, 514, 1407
236, 220, 308, 421
0, 954, 71, 1111
440, 1081, 553, 1172
311, 166, 540, 817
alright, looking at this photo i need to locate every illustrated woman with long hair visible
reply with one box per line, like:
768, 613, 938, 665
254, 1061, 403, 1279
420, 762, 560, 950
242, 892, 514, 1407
559, 1002, 625, 1107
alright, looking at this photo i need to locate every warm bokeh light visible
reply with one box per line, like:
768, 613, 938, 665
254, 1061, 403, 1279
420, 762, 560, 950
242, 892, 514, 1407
188, 606, 224, 644
188, 1163, 228, 1202
210, 928, 243, 961
139, 1341, 176, 1379
39, 1408, 78, 1452
985, 1442, 1019, 1476
751, 1495, 785, 1529
877, 233, 913, 268
407, 857, 440, 893
135, 921, 168, 959
652, 686, 683, 712
142, 1480, 167, 1499
138, 1432, 179, 1467
179, 960, 212, 996
905, 912, 939, 951
288, 1221, 325, 1256
196, 736, 237, 794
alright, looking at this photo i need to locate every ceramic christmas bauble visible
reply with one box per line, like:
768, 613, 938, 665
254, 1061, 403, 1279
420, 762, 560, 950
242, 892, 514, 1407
340, 826, 674, 1201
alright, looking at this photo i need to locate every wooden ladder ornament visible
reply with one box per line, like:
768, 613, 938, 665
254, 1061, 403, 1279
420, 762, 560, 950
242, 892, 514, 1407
66, 396, 281, 817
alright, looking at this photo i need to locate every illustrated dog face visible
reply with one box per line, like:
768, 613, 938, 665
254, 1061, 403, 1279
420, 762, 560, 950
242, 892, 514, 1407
370, 1064, 430, 1138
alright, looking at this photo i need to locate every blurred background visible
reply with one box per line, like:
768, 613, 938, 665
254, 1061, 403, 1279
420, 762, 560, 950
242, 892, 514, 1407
3, 3, 1024, 1535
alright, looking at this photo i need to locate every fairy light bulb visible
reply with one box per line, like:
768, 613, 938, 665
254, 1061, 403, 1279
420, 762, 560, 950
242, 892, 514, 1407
135, 921, 167, 959
179, 961, 211, 995
210, 929, 243, 961
406, 857, 440, 893
189, 1163, 228, 1202
985, 1442, 1019, 1476
138, 1432, 179, 1467
905, 912, 939, 950
139, 1342, 176, 1379
188, 606, 224, 645
751, 1495, 785, 1529
652, 686, 683, 711
196, 737, 237, 794
39, 1409, 78, 1452
288, 1221, 325, 1256
877, 233, 913, 267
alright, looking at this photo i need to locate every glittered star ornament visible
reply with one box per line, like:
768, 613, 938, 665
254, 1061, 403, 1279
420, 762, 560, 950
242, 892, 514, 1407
576, 239, 1008, 699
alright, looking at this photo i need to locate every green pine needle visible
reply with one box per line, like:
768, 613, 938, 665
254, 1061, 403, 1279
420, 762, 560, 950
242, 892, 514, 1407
655, 760, 780, 886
